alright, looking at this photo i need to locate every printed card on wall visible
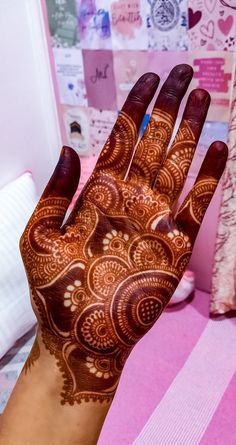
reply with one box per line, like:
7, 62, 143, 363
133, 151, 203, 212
188, 0, 236, 51
62, 105, 91, 155
189, 51, 235, 121
110, 0, 148, 50
76, 0, 112, 49
53, 48, 87, 106
147, 51, 188, 113
82, 50, 117, 110
146, 0, 188, 50
113, 50, 188, 111
113, 50, 150, 109
89, 108, 118, 155
46, 0, 80, 48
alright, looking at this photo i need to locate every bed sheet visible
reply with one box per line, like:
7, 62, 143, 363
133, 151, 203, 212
0, 327, 36, 413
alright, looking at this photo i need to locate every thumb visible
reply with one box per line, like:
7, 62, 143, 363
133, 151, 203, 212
22, 146, 80, 245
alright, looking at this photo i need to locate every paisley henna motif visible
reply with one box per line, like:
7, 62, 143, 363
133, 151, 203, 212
20, 68, 228, 406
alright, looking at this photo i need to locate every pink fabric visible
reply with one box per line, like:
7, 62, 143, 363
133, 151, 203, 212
98, 290, 209, 445
200, 372, 236, 445
98, 291, 236, 444
211, 69, 236, 314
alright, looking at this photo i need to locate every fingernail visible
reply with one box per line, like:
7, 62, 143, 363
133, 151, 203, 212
190, 89, 211, 107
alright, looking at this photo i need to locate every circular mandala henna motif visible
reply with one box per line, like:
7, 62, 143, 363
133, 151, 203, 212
64, 280, 88, 312
29, 220, 55, 253
109, 271, 178, 346
129, 234, 173, 268
136, 296, 161, 325
125, 194, 160, 223
167, 230, 191, 251
75, 304, 117, 354
188, 179, 217, 225
102, 230, 129, 253
88, 256, 128, 299
96, 111, 137, 174
84, 175, 121, 212
85, 356, 115, 379
147, 118, 172, 147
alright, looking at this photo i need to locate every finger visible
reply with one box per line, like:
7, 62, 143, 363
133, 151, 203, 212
153, 89, 210, 205
175, 141, 228, 243
25, 146, 80, 234
93, 72, 160, 180
127, 64, 193, 187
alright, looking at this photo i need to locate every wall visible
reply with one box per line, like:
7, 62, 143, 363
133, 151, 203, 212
0, 0, 61, 194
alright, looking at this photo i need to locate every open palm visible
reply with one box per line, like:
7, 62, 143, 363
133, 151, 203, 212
20, 65, 227, 405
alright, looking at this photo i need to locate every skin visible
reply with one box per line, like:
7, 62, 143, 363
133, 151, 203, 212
0, 64, 228, 445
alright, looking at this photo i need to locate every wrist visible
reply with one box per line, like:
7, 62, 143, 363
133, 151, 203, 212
33, 328, 123, 405
1, 335, 113, 445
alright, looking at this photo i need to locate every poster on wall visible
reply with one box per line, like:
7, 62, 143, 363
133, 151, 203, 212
46, 0, 80, 47
62, 105, 91, 155
53, 48, 87, 106
76, 0, 112, 49
188, 0, 236, 51
113, 50, 188, 111
110, 0, 148, 50
82, 49, 117, 110
147, 0, 189, 50
89, 108, 118, 155
189, 51, 235, 121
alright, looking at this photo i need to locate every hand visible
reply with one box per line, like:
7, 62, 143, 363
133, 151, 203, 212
20, 64, 227, 406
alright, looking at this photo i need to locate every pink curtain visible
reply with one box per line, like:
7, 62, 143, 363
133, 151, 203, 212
212, 67, 236, 314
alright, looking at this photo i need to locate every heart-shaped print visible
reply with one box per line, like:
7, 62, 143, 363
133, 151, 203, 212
200, 20, 214, 39
219, 10, 224, 16
188, 8, 202, 29
205, 0, 217, 13
218, 16, 233, 36
200, 39, 207, 45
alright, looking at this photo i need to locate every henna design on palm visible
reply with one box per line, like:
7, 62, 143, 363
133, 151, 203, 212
20, 65, 228, 405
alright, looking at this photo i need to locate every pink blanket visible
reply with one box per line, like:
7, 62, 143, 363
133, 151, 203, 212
1, 293, 236, 444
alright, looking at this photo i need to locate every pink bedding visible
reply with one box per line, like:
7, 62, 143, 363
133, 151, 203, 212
1, 293, 235, 444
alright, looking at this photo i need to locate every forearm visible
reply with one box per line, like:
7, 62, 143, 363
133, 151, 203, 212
0, 335, 112, 445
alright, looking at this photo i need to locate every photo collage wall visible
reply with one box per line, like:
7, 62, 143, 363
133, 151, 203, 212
44, 0, 236, 201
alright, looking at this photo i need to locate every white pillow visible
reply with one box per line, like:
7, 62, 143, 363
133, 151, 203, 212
0, 173, 37, 358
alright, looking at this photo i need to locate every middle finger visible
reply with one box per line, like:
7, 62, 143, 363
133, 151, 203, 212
127, 64, 193, 187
